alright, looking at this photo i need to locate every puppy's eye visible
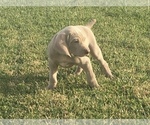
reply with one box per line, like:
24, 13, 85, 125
74, 39, 79, 43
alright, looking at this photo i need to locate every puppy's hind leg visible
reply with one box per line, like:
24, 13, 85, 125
75, 66, 83, 75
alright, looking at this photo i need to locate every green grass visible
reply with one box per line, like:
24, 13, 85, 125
0, 7, 150, 119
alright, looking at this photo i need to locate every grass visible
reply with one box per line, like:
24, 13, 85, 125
0, 7, 150, 119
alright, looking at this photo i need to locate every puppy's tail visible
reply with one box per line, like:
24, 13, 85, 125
85, 19, 96, 29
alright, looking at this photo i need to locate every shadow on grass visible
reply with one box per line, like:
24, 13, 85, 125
0, 72, 48, 96
0, 71, 92, 96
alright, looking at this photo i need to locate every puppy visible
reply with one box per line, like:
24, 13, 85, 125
47, 19, 113, 89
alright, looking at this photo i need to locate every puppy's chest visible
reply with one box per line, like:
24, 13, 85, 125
59, 62, 74, 68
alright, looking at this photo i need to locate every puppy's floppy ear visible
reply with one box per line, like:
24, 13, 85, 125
53, 33, 71, 57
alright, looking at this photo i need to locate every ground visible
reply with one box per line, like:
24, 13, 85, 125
0, 7, 150, 118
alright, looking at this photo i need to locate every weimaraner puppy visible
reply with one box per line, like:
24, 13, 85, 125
47, 19, 113, 89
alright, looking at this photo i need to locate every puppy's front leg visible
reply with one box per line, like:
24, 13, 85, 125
47, 62, 58, 90
75, 57, 99, 88
90, 44, 113, 78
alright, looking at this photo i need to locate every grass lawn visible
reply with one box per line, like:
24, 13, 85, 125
0, 7, 150, 119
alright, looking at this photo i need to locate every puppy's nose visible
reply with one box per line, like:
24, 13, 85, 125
84, 49, 90, 54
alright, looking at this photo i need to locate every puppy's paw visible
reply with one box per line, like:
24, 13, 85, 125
47, 84, 56, 90
89, 82, 100, 88
92, 84, 100, 88
105, 73, 114, 79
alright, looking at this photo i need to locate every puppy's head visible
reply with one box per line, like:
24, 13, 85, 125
67, 29, 90, 57
53, 26, 90, 58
